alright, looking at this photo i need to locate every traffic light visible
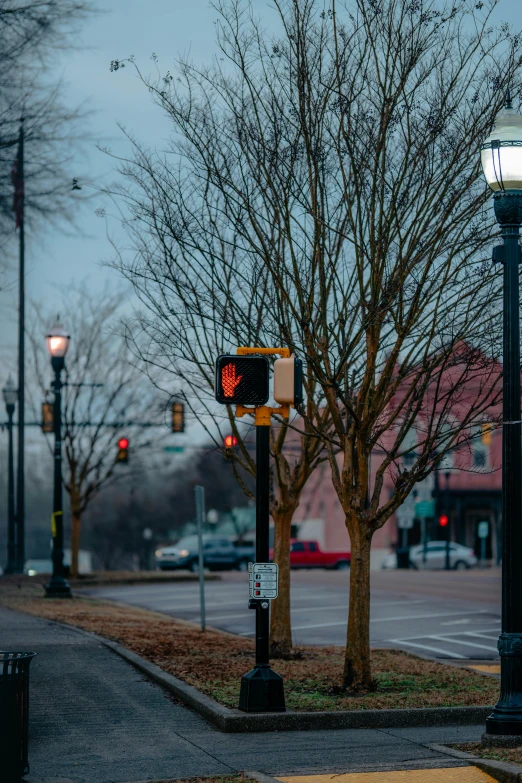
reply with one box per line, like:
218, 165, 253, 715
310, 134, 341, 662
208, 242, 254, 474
215, 355, 269, 405
439, 514, 449, 527
172, 401, 185, 433
224, 434, 238, 448
274, 355, 303, 405
116, 437, 129, 464
41, 402, 54, 433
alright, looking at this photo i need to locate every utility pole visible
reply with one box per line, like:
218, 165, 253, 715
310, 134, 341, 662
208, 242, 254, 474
15, 121, 25, 573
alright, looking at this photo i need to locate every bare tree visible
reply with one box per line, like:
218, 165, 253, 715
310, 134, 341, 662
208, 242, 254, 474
98, 125, 333, 655
108, 0, 518, 683
106, 218, 328, 655
0, 0, 92, 284
28, 287, 165, 577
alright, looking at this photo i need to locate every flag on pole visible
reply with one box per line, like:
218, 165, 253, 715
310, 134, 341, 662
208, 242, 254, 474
12, 124, 24, 229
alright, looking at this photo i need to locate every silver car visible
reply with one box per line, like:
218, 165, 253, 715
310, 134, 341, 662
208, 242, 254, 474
381, 541, 478, 570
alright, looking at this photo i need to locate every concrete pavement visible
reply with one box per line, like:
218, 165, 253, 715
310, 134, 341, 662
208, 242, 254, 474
0, 607, 487, 782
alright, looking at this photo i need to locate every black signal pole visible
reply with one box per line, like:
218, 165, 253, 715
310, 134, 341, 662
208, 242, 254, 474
45, 355, 72, 598
444, 471, 451, 571
238, 420, 285, 712
3, 378, 17, 574
485, 190, 522, 735
16, 121, 25, 574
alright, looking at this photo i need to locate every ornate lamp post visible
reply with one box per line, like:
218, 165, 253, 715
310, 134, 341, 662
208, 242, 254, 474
2, 376, 17, 574
44, 321, 72, 598
481, 93, 522, 736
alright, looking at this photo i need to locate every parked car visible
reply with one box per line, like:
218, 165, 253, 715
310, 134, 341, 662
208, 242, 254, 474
155, 535, 254, 572
24, 549, 93, 576
269, 539, 351, 570
381, 541, 477, 570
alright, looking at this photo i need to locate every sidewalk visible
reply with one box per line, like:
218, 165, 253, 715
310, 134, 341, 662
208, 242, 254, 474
1, 607, 487, 782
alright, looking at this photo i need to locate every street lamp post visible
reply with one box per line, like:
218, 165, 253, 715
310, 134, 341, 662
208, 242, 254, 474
2, 376, 17, 574
44, 322, 72, 598
481, 93, 522, 736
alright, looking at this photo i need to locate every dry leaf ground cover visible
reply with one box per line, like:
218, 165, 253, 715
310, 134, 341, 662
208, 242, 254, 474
0, 580, 498, 711
453, 743, 522, 766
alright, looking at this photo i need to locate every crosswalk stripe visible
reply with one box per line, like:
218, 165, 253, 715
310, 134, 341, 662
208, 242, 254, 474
388, 639, 467, 659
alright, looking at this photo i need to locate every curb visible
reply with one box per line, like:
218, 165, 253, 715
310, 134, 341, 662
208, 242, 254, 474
104, 639, 493, 733
433, 743, 522, 783
247, 772, 282, 783
73, 573, 221, 588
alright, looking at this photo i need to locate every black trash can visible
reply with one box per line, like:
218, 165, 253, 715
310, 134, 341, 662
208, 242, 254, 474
0, 651, 36, 783
396, 547, 410, 569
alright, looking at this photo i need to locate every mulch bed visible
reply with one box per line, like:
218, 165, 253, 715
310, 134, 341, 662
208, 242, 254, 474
0, 581, 499, 712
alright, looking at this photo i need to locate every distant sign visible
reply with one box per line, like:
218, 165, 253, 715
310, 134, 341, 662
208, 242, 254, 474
478, 521, 489, 539
164, 446, 184, 453
396, 494, 416, 529
248, 562, 278, 600
415, 500, 435, 518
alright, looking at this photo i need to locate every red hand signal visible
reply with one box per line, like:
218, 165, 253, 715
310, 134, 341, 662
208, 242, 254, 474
221, 363, 242, 398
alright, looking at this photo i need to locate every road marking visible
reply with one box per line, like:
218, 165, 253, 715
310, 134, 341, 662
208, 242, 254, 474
465, 632, 499, 641
280, 609, 492, 633
186, 600, 426, 624
388, 639, 467, 659
428, 635, 498, 653
440, 619, 471, 626
392, 629, 499, 642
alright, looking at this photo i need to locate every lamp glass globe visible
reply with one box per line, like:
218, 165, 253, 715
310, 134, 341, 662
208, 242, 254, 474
481, 100, 522, 191
46, 322, 70, 358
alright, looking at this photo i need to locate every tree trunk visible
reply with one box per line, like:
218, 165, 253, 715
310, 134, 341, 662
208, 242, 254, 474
270, 507, 294, 658
343, 525, 374, 690
70, 503, 81, 579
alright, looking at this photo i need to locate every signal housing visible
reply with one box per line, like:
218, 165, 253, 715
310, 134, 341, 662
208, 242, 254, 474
215, 355, 269, 405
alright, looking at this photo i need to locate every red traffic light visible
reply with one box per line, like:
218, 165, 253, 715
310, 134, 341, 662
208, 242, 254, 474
439, 514, 449, 527
224, 434, 238, 448
215, 355, 269, 405
116, 437, 129, 464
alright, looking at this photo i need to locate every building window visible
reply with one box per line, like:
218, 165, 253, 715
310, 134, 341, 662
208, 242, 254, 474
473, 449, 487, 468
472, 423, 491, 470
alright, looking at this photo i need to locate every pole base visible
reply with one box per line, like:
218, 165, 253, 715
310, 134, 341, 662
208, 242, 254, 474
486, 712, 522, 736
485, 633, 522, 736
238, 665, 286, 712
44, 576, 72, 598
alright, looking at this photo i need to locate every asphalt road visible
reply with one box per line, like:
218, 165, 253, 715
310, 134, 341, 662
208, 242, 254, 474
89, 567, 502, 661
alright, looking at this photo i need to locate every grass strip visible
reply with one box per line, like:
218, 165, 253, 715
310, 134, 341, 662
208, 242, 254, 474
454, 742, 522, 765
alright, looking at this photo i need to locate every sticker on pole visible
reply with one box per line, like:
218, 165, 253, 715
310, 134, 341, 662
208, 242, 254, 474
248, 562, 278, 599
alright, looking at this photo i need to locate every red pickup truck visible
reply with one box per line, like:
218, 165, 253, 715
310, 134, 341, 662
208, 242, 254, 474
270, 540, 351, 570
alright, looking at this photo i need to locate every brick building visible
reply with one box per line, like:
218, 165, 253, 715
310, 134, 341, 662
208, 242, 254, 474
293, 355, 502, 568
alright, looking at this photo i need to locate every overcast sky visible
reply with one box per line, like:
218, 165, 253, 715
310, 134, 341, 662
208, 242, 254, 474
1, 0, 521, 369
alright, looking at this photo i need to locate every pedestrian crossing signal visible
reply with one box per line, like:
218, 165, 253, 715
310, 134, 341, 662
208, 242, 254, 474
439, 515, 449, 527
215, 355, 269, 405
